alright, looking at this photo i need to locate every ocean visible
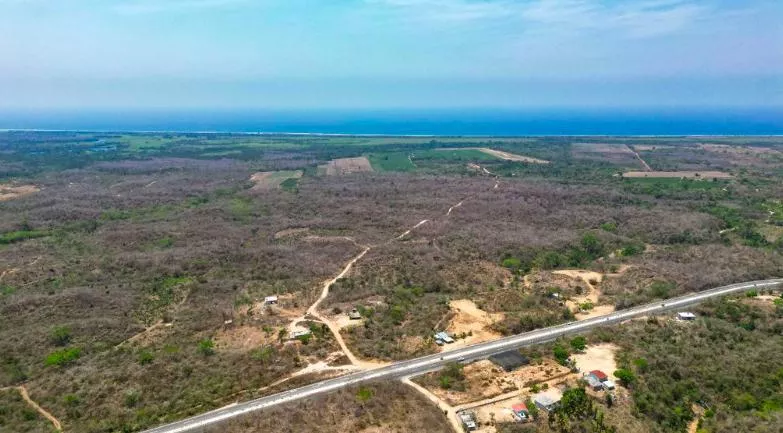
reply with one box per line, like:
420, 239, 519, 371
1, 108, 781, 136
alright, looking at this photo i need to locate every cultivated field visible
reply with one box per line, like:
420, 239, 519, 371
622, 170, 733, 179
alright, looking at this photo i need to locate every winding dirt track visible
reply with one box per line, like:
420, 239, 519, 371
1, 386, 62, 431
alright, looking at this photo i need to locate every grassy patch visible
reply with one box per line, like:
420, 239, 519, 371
0, 229, 49, 245
369, 152, 416, 172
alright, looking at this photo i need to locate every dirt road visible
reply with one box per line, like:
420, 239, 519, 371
1, 386, 62, 431
626, 145, 652, 171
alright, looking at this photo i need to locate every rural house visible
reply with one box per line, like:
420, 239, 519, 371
434, 331, 455, 345
585, 374, 603, 391
677, 312, 697, 321
511, 402, 530, 422
264, 295, 278, 305
534, 391, 562, 412
588, 370, 609, 382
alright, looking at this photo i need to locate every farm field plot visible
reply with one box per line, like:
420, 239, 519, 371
622, 170, 733, 179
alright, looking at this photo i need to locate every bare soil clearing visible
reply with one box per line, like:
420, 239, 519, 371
700, 143, 781, 156
553, 269, 617, 319
429, 359, 570, 406
633, 145, 676, 151
442, 300, 504, 351
623, 171, 733, 179
215, 324, 276, 351
322, 157, 374, 175
474, 148, 549, 164
571, 343, 619, 379
250, 170, 303, 190
0, 184, 39, 201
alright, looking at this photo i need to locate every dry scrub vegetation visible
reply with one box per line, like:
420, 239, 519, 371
208, 381, 452, 433
0, 132, 781, 432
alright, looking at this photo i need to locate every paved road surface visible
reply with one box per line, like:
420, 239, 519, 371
143, 278, 781, 433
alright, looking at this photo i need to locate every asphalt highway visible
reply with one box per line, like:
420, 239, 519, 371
143, 278, 782, 433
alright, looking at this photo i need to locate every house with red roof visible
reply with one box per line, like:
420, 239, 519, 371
589, 370, 608, 382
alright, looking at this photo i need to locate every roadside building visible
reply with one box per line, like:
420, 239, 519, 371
434, 331, 455, 344
348, 308, 362, 320
585, 374, 603, 391
588, 370, 609, 382
534, 391, 562, 412
457, 410, 478, 432
488, 351, 530, 372
512, 402, 530, 422
289, 329, 311, 340
677, 312, 697, 321
264, 295, 278, 305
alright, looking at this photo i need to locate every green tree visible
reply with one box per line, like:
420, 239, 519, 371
569, 336, 587, 352
614, 368, 636, 386
553, 345, 570, 365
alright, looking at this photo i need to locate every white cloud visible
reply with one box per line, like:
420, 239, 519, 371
367, 0, 711, 38
112, 0, 251, 14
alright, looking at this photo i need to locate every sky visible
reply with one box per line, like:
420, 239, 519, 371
0, 0, 781, 109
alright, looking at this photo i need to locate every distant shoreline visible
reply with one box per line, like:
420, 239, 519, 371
1, 129, 781, 138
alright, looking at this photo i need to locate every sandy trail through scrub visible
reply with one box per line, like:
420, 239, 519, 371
0, 386, 62, 431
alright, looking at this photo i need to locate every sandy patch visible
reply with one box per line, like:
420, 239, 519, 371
323, 157, 373, 176
553, 270, 615, 318
0, 184, 39, 201
573, 143, 637, 155
632, 145, 676, 151
700, 144, 781, 156
250, 170, 303, 190
623, 171, 733, 179
332, 313, 365, 330
215, 325, 276, 350
274, 227, 310, 239
475, 148, 549, 164
431, 359, 570, 406
442, 300, 504, 352
571, 344, 619, 379
473, 400, 518, 431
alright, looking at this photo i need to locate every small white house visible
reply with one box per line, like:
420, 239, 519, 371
677, 312, 696, 321
434, 331, 454, 344
264, 295, 279, 305
289, 330, 311, 340
602, 380, 616, 391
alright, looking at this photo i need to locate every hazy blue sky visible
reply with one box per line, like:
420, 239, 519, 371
1, 0, 781, 109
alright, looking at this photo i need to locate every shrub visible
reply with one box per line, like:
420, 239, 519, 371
569, 336, 587, 352
124, 390, 140, 408
50, 326, 72, 346
356, 386, 374, 403
614, 368, 636, 386
553, 345, 570, 365
45, 348, 81, 367
198, 338, 215, 356
138, 350, 154, 365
